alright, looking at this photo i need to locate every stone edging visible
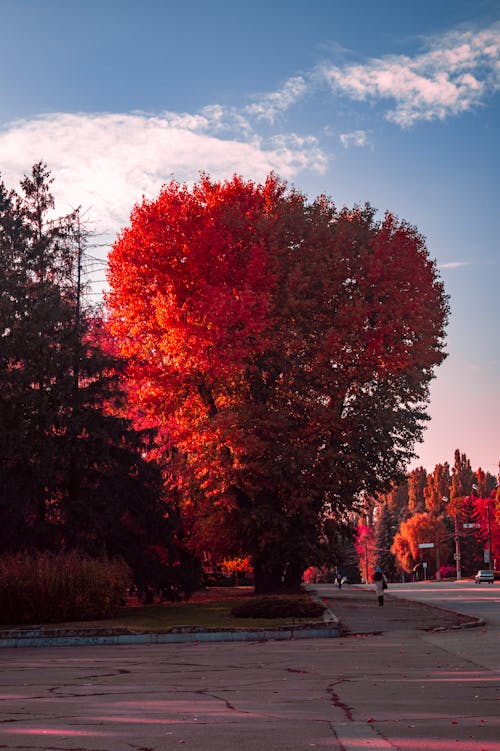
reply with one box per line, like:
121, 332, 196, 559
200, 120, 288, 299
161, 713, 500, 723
425, 617, 485, 632
0, 621, 341, 649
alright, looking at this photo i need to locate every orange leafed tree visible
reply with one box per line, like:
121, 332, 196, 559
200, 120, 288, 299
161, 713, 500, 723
355, 523, 376, 583
391, 512, 450, 576
106, 174, 448, 593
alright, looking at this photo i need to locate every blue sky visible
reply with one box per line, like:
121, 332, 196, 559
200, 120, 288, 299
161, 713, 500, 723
1, 0, 499, 475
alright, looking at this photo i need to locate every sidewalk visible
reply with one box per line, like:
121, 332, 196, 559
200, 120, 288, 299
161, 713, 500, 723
316, 583, 480, 634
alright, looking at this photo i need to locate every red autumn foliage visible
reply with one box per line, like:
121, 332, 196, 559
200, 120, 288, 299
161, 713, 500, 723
473, 496, 500, 565
106, 173, 448, 593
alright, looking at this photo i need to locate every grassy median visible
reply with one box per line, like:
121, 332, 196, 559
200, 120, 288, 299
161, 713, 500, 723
4, 588, 326, 632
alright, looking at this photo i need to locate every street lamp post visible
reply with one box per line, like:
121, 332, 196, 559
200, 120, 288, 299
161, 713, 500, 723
434, 525, 441, 581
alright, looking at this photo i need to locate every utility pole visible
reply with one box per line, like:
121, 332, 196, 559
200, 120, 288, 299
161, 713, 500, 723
68, 214, 84, 519
443, 496, 461, 580
72, 215, 82, 412
454, 512, 462, 580
486, 498, 493, 571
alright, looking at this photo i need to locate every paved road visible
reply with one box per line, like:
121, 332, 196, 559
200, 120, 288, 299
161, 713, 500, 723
1, 586, 500, 751
384, 580, 500, 626
380, 580, 500, 676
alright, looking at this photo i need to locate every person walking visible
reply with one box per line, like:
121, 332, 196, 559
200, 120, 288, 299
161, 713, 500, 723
335, 567, 344, 589
373, 567, 388, 606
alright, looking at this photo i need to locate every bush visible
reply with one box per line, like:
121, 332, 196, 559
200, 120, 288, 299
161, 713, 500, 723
231, 595, 325, 619
0, 551, 132, 625
439, 565, 457, 580
303, 566, 332, 584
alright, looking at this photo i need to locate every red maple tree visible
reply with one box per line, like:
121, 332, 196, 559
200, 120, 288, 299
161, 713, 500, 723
106, 173, 448, 593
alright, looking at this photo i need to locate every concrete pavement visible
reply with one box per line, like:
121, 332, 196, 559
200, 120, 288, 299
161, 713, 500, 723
314, 583, 481, 635
314, 584, 500, 750
1, 586, 499, 750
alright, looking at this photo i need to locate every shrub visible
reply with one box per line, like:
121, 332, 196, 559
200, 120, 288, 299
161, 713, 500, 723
231, 595, 325, 619
439, 565, 456, 580
303, 566, 330, 584
0, 551, 132, 625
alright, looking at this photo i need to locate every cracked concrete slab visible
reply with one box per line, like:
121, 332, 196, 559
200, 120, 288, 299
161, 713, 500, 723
0, 586, 498, 750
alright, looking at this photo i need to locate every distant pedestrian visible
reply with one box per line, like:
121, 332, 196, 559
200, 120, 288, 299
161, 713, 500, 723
373, 567, 388, 606
335, 567, 343, 589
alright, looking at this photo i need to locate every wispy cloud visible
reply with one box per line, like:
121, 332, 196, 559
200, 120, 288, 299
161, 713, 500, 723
463, 363, 483, 373
245, 76, 308, 123
0, 112, 326, 235
243, 23, 500, 129
318, 25, 500, 126
339, 130, 371, 148
438, 261, 472, 270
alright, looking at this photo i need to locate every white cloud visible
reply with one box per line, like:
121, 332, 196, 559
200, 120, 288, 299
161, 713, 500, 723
318, 24, 500, 126
339, 130, 371, 148
0, 111, 326, 236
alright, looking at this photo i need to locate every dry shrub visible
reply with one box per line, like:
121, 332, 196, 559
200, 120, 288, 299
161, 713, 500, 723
0, 551, 131, 625
231, 595, 325, 619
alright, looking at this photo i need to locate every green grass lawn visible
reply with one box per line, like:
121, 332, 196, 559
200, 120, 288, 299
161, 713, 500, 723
64, 599, 316, 631
5, 589, 325, 632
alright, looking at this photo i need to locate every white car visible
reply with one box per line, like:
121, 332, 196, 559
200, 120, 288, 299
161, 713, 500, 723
474, 569, 494, 584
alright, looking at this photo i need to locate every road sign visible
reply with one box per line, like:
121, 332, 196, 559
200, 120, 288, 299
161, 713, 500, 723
463, 523, 480, 529
454, 553, 461, 560
422, 562, 428, 569
418, 543, 434, 549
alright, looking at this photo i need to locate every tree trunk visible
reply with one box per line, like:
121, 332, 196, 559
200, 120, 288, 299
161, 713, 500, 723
253, 559, 284, 594
253, 557, 304, 594
283, 559, 304, 593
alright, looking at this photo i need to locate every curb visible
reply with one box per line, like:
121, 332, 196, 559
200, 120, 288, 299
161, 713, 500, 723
382, 591, 486, 632
426, 617, 485, 632
305, 585, 340, 627
0, 622, 341, 649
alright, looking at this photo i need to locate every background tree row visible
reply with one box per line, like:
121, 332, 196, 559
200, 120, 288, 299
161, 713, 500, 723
358, 449, 499, 581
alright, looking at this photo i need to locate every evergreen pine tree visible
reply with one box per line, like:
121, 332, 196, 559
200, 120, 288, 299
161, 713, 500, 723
0, 164, 200, 595
408, 467, 427, 514
375, 503, 397, 580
